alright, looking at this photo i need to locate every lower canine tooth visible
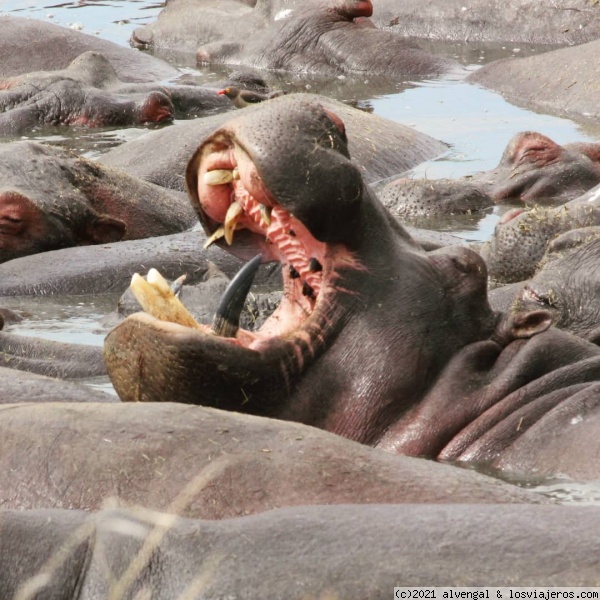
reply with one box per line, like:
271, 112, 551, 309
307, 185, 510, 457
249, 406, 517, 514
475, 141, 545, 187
224, 201, 243, 245
204, 169, 234, 185
203, 226, 225, 249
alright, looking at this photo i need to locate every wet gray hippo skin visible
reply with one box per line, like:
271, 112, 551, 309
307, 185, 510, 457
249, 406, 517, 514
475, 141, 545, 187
370, 0, 600, 45
0, 52, 240, 135
195, 0, 459, 78
481, 183, 600, 284
490, 235, 600, 343
0, 402, 540, 516
469, 38, 600, 124
0, 141, 197, 264
103, 99, 600, 481
133, 0, 600, 51
99, 93, 447, 191
0, 16, 178, 82
6, 504, 600, 594
0, 230, 280, 297
0, 368, 116, 403
132, 0, 274, 54
0, 53, 174, 134
378, 131, 600, 222
0, 329, 105, 379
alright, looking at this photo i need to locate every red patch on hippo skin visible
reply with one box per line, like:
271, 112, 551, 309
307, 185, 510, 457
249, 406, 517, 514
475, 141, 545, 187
137, 91, 174, 124
570, 142, 600, 164
322, 109, 347, 140
349, 0, 374, 18
0, 191, 46, 247
0, 79, 17, 90
334, 0, 373, 20
510, 132, 562, 168
499, 208, 524, 225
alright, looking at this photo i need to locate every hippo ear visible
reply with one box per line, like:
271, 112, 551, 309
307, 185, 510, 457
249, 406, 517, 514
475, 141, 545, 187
508, 309, 553, 339
84, 215, 127, 244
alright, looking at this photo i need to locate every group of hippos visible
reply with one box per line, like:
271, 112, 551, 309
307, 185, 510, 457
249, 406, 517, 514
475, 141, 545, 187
3, 0, 600, 594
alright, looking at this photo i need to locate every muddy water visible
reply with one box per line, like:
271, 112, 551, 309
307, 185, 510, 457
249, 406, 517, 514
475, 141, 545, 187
2, 1, 600, 500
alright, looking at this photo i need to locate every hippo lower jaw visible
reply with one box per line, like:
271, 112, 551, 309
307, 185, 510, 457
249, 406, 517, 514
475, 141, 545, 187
104, 137, 363, 408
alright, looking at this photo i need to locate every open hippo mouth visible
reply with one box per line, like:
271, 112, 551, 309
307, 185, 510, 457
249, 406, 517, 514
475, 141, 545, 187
104, 98, 369, 412
192, 135, 356, 347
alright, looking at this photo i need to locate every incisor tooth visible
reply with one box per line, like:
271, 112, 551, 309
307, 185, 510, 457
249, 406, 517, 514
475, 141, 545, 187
224, 201, 243, 245
203, 226, 225, 249
130, 271, 200, 329
146, 268, 171, 294
203, 169, 234, 185
232, 167, 240, 180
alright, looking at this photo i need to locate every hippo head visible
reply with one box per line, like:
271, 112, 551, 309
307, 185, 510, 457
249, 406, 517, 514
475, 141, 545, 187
104, 96, 549, 444
0, 142, 127, 263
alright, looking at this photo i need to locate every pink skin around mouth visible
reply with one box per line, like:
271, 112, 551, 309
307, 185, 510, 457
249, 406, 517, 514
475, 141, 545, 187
196, 138, 339, 350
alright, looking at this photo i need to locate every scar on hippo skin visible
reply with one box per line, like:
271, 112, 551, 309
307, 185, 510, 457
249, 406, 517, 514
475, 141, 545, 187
377, 132, 600, 223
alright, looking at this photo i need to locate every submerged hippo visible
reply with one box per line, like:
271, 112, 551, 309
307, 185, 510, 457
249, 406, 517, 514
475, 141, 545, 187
378, 131, 600, 222
104, 97, 600, 482
0, 15, 178, 81
0, 141, 197, 263
490, 234, 600, 343
99, 93, 448, 191
133, 0, 600, 52
468, 38, 600, 124
482, 183, 600, 284
371, 0, 600, 45
195, 0, 459, 78
0, 52, 241, 135
5, 503, 600, 594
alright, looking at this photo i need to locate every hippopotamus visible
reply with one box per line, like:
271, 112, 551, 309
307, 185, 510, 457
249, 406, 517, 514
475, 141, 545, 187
378, 131, 600, 222
370, 0, 600, 45
481, 183, 600, 284
0, 52, 243, 135
0, 330, 105, 379
0, 367, 116, 403
489, 234, 600, 343
0, 402, 540, 517
99, 93, 448, 191
132, 0, 600, 52
0, 16, 178, 82
0, 230, 282, 297
194, 0, 459, 78
0, 141, 197, 263
468, 38, 600, 124
5, 503, 600, 594
103, 97, 600, 482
